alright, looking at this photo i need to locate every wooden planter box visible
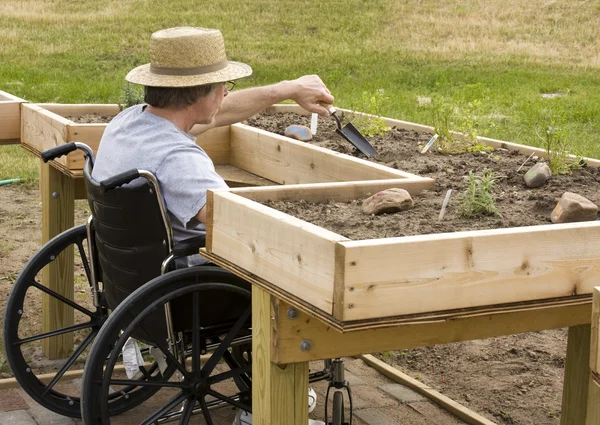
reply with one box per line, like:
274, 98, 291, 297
205, 105, 600, 329
206, 182, 600, 329
0, 90, 27, 144
20, 103, 423, 187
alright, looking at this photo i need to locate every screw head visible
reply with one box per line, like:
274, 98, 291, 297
300, 340, 312, 352
17, 309, 23, 315
287, 308, 298, 319
52, 192, 59, 199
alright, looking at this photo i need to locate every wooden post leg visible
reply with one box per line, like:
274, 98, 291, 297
586, 287, 600, 424
252, 286, 309, 425
561, 324, 591, 425
40, 161, 75, 359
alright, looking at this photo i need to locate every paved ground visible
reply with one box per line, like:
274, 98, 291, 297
0, 358, 470, 425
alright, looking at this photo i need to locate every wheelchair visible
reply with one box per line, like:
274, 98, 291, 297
4, 142, 353, 425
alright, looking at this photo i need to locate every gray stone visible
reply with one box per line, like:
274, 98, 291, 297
362, 188, 413, 215
523, 162, 551, 188
284, 125, 313, 141
0, 410, 37, 425
354, 408, 401, 425
550, 192, 598, 223
379, 383, 426, 403
343, 369, 366, 386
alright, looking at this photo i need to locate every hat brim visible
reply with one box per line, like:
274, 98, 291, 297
125, 60, 252, 87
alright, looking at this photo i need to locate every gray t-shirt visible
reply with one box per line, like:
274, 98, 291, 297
92, 104, 228, 265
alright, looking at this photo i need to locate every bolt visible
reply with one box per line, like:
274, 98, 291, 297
17, 309, 23, 315
52, 192, 59, 199
50, 255, 56, 261
26, 367, 31, 373
69, 400, 74, 405
300, 340, 312, 352
287, 308, 298, 319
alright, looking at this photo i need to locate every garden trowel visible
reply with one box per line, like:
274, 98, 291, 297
327, 106, 377, 157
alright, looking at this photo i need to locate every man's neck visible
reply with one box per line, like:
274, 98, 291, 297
145, 105, 195, 133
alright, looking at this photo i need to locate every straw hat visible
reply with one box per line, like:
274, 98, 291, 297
126, 27, 252, 87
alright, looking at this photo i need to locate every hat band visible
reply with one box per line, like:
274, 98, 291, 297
150, 60, 228, 76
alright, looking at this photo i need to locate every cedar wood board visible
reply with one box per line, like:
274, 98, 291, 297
207, 181, 600, 323
0, 90, 27, 143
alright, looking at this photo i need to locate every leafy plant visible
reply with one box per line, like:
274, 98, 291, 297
349, 89, 390, 137
539, 123, 583, 175
119, 82, 144, 111
429, 98, 493, 154
459, 169, 502, 218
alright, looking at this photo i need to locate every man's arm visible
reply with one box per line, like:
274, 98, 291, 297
191, 75, 334, 136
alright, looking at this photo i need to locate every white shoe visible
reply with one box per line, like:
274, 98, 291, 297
232, 387, 319, 425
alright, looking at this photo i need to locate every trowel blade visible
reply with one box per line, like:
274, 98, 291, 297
336, 123, 377, 157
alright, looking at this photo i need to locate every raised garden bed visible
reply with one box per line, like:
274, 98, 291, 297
0, 90, 27, 144
19, 103, 419, 187
206, 105, 600, 328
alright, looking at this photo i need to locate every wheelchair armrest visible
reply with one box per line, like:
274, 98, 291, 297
172, 235, 206, 257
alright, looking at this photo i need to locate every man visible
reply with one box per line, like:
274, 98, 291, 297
92, 27, 332, 424
93, 26, 334, 266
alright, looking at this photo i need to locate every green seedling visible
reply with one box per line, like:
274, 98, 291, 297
459, 169, 502, 218
539, 124, 583, 175
349, 89, 390, 137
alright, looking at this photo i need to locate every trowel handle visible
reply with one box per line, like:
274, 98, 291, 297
327, 106, 337, 115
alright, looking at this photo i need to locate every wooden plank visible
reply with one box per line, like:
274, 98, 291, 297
225, 177, 434, 203
340, 221, 600, 321
252, 286, 308, 425
592, 287, 600, 375
40, 161, 75, 359
585, 374, 600, 425
39, 103, 120, 116
209, 190, 347, 314
195, 125, 231, 165
270, 299, 590, 364
216, 164, 275, 187
21, 104, 70, 168
0, 90, 25, 143
361, 354, 497, 425
561, 324, 591, 425
229, 124, 417, 185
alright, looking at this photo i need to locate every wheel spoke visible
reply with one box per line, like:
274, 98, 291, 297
139, 391, 187, 425
15, 320, 96, 345
29, 279, 98, 318
202, 305, 251, 375
41, 330, 96, 397
198, 397, 215, 425
178, 395, 196, 425
76, 239, 93, 286
134, 320, 189, 379
209, 365, 252, 385
206, 388, 247, 411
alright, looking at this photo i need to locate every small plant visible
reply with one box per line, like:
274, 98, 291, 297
459, 169, 502, 218
119, 82, 144, 111
349, 89, 390, 137
429, 98, 493, 154
539, 123, 583, 175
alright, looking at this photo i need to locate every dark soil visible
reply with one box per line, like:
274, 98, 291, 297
246, 112, 600, 240
245, 111, 593, 425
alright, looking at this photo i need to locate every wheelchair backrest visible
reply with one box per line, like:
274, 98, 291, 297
83, 161, 170, 311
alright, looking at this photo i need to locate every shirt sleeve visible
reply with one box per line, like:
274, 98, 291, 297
155, 144, 228, 229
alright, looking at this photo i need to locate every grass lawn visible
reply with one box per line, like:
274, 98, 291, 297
1, 0, 600, 181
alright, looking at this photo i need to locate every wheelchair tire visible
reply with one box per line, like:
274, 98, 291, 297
4, 225, 173, 418
332, 391, 344, 425
81, 266, 253, 425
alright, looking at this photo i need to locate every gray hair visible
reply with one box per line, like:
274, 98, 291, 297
144, 84, 219, 108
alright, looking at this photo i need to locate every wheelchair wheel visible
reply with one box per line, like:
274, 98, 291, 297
81, 266, 253, 425
4, 225, 172, 418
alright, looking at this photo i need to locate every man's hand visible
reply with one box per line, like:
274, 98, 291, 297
284, 75, 335, 117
